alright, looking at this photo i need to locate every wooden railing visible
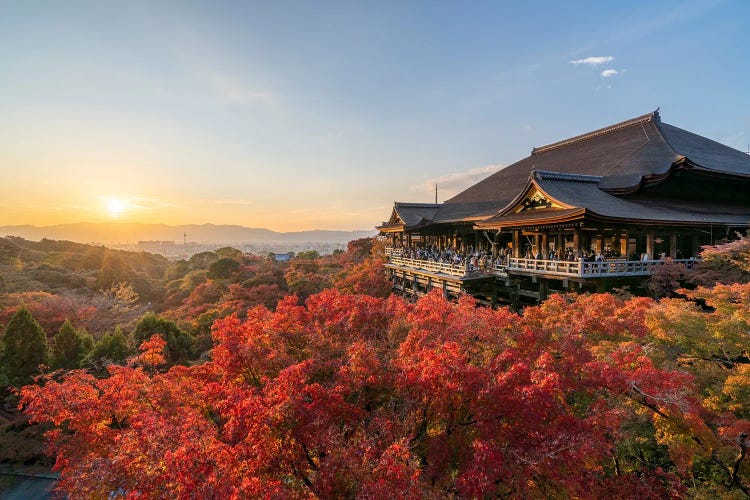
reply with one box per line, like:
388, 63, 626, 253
503, 257, 699, 277
386, 247, 700, 279
387, 255, 467, 277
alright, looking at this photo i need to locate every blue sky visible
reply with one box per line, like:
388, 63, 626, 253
1, 0, 748, 230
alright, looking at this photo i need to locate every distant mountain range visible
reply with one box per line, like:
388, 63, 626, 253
0, 222, 377, 245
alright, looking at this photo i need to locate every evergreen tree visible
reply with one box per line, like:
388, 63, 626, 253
84, 327, 132, 368
133, 313, 194, 365
0, 307, 48, 387
51, 320, 94, 370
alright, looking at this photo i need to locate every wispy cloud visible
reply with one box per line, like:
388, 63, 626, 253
209, 73, 272, 107
413, 164, 504, 200
570, 56, 614, 66
212, 198, 254, 206
97, 196, 183, 211
600, 69, 619, 78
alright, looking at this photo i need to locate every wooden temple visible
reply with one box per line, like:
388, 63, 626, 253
377, 110, 750, 304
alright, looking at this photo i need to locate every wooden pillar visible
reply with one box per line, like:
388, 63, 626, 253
670, 233, 677, 259
512, 230, 520, 258
646, 230, 655, 260
533, 234, 540, 257
573, 228, 581, 257
399, 232, 404, 246
596, 234, 604, 255
406, 233, 412, 248
539, 279, 549, 302
556, 233, 564, 252
541, 232, 549, 259
620, 231, 628, 258
690, 234, 700, 258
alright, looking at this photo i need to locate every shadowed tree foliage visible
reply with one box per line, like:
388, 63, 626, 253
133, 313, 194, 365
83, 327, 133, 369
0, 307, 48, 387
50, 320, 94, 370
207, 257, 240, 280
692, 233, 750, 286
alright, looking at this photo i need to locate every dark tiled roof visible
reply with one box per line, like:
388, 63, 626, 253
657, 122, 750, 176
446, 111, 680, 206
392, 202, 440, 226
445, 110, 750, 207
381, 110, 750, 230
480, 171, 750, 227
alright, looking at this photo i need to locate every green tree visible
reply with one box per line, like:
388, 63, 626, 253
97, 252, 130, 289
207, 257, 240, 280
83, 327, 132, 368
214, 247, 244, 261
51, 320, 94, 370
133, 313, 194, 365
188, 251, 219, 269
0, 307, 48, 387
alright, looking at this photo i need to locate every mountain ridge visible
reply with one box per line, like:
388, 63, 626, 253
0, 222, 376, 245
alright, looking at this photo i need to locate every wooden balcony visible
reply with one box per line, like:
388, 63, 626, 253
502, 257, 700, 278
385, 248, 700, 280
387, 255, 468, 278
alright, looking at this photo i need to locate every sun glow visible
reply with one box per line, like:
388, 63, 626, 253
107, 197, 126, 218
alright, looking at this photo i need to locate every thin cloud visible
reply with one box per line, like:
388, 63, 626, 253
212, 198, 254, 206
600, 69, 619, 77
570, 56, 614, 66
209, 73, 272, 107
416, 164, 504, 200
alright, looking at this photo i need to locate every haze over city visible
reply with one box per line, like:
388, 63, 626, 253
1, 0, 749, 234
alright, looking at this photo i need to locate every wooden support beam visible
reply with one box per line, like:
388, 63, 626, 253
646, 231, 655, 260
539, 279, 549, 302
670, 233, 677, 259
541, 232, 549, 259
512, 230, 520, 258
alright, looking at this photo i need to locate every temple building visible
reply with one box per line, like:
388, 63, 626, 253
377, 110, 750, 304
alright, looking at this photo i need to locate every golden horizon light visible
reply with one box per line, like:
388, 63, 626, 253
106, 197, 127, 218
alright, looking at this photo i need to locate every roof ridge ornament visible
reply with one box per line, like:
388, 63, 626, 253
531, 111, 658, 155
535, 170, 603, 183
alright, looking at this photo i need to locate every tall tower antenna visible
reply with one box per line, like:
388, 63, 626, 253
435, 184, 438, 204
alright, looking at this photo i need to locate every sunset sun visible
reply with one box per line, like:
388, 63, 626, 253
106, 197, 126, 218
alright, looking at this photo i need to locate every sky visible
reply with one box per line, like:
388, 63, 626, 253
1, 0, 749, 231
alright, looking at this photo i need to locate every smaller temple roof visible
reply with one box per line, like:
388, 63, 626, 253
477, 170, 750, 228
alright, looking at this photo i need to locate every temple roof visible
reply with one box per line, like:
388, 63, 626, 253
447, 109, 750, 206
380, 110, 750, 231
477, 170, 750, 228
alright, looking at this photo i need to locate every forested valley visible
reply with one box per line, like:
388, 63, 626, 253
2, 234, 750, 498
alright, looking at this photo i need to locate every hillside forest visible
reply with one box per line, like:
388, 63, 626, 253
2, 234, 750, 498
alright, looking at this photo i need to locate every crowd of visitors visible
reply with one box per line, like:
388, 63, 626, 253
389, 244, 617, 272
394, 246, 506, 272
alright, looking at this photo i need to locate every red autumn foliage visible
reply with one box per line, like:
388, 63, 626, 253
25, 288, 737, 498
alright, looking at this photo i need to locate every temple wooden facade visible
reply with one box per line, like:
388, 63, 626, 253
377, 110, 750, 304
